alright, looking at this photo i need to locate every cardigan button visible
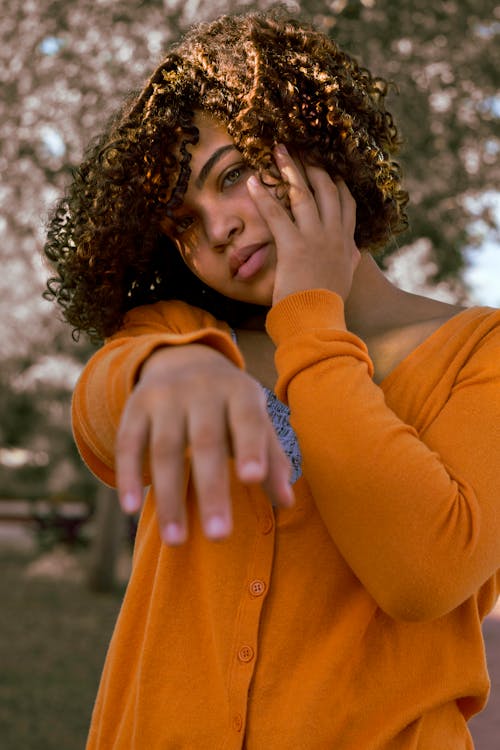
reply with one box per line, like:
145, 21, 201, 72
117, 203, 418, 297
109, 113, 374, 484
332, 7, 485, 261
260, 514, 274, 534
232, 713, 243, 732
249, 579, 266, 597
238, 645, 255, 663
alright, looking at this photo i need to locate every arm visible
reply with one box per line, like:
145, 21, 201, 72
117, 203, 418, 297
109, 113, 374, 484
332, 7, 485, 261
73, 146, 355, 544
249, 146, 500, 621
267, 292, 500, 621
72, 300, 293, 544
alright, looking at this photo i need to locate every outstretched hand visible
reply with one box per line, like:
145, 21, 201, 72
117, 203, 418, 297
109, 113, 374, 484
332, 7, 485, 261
247, 145, 360, 304
115, 148, 358, 546
115, 344, 294, 545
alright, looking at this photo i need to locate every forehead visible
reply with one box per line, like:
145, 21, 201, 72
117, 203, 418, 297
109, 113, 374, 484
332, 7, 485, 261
188, 112, 236, 167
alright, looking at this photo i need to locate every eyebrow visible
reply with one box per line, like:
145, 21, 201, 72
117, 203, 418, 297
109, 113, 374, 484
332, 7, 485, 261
195, 145, 237, 190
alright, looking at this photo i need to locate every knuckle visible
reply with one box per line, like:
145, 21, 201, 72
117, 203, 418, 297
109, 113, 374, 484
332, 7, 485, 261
156, 503, 181, 530
115, 428, 138, 456
191, 424, 220, 451
229, 391, 268, 427
265, 197, 287, 219
138, 382, 175, 407
236, 375, 267, 403
291, 184, 312, 204
151, 432, 183, 458
199, 483, 224, 508
237, 400, 266, 422
239, 411, 269, 440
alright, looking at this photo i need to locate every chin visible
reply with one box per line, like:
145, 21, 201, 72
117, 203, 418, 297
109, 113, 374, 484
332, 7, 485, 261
242, 278, 275, 307
240, 292, 273, 307
215, 274, 275, 308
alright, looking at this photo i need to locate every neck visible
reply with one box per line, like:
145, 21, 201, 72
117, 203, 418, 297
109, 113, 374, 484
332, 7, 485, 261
344, 253, 400, 337
237, 252, 466, 388
345, 253, 462, 338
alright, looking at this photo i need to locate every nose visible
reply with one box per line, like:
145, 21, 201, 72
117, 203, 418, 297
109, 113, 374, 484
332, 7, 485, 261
204, 208, 243, 251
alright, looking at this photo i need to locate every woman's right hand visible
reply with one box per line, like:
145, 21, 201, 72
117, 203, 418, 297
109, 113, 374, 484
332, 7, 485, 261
247, 145, 360, 304
115, 344, 294, 545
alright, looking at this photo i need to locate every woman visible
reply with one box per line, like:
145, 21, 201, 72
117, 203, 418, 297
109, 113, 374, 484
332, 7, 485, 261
44, 8, 500, 748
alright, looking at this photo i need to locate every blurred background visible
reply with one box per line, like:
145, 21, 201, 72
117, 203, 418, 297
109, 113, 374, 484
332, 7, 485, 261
0, 0, 498, 748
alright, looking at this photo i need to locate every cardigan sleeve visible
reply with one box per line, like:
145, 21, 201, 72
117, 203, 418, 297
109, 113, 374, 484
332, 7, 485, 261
72, 300, 244, 488
266, 289, 500, 621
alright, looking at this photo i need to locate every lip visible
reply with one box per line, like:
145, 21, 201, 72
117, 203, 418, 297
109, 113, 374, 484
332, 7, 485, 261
229, 243, 269, 279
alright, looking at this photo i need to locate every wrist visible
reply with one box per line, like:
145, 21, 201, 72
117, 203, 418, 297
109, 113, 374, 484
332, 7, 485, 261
138, 343, 223, 383
266, 289, 347, 344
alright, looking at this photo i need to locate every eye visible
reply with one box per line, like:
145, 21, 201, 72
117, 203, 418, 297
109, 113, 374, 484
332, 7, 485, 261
222, 165, 246, 188
174, 216, 195, 235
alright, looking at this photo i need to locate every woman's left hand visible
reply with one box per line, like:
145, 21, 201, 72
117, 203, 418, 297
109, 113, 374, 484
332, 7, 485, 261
247, 144, 361, 304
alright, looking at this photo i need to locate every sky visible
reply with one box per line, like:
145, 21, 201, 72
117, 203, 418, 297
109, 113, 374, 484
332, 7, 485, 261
465, 241, 500, 308
463, 192, 500, 308
386, 190, 500, 308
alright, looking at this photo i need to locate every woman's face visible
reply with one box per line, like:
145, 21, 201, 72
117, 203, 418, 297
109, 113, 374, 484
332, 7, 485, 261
161, 113, 277, 307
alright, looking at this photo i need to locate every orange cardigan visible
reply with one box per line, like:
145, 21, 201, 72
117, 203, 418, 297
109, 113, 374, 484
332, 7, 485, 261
74, 291, 500, 749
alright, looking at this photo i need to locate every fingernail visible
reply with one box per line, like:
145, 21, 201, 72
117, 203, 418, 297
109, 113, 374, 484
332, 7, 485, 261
247, 175, 260, 190
205, 515, 229, 539
239, 460, 264, 482
163, 522, 185, 545
122, 492, 139, 513
276, 143, 287, 156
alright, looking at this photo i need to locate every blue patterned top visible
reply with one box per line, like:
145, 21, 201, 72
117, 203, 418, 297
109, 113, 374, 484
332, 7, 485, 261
263, 387, 303, 484
230, 329, 302, 484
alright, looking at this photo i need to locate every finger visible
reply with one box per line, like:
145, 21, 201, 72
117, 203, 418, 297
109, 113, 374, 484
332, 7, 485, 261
149, 406, 189, 545
226, 382, 269, 483
303, 165, 342, 225
273, 144, 320, 227
261, 428, 295, 508
334, 178, 357, 235
247, 174, 303, 250
115, 400, 149, 514
327, 177, 360, 270
187, 398, 233, 540
304, 169, 358, 263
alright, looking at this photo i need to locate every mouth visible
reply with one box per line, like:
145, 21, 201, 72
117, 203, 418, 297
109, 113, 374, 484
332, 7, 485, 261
230, 243, 270, 280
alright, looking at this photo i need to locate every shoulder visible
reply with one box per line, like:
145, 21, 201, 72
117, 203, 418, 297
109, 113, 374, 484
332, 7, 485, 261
438, 305, 500, 353
383, 305, 500, 390
366, 299, 500, 385
449, 306, 500, 374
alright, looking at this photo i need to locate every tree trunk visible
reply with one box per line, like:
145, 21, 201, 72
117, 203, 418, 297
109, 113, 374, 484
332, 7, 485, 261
87, 484, 126, 592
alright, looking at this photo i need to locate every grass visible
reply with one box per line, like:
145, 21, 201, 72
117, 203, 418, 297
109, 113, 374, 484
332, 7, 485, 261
2, 541, 498, 749
0, 546, 123, 750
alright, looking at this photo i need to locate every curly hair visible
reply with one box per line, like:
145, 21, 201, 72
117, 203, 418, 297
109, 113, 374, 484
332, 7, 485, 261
44, 6, 409, 342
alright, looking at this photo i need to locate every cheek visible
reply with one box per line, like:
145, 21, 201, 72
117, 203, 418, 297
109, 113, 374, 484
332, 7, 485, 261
177, 233, 202, 273
177, 238, 219, 286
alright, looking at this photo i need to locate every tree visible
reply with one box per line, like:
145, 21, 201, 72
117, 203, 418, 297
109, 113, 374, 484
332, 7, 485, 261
309, 0, 500, 284
0, 0, 498, 518
1, 0, 497, 327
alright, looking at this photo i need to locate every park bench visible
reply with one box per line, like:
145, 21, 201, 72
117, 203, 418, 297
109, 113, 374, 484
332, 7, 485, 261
0, 496, 93, 545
